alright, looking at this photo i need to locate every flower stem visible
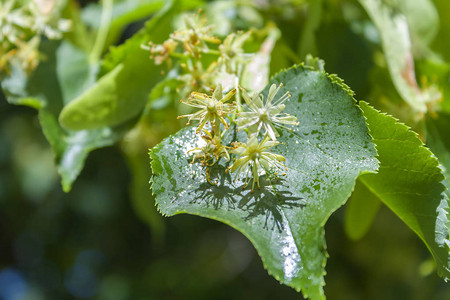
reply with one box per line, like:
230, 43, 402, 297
202, 49, 221, 56
235, 62, 243, 112
89, 0, 113, 63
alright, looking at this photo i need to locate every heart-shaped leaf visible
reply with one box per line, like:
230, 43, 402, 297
150, 65, 378, 298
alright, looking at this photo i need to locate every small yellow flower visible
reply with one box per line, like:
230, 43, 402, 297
178, 84, 236, 133
142, 39, 178, 66
188, 135, 217, 166
188, 132, 230, 166
235, 83, 298, 141
229, 134, 286, 191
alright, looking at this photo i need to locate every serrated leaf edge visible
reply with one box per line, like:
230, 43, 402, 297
359, 101, 450, 279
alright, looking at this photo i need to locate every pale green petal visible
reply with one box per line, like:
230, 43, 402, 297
221, 88, 236, 103
263, 122, 279, 141
241, 88, 260, 111
252, 94, 264, 108
267, 83, 281, 106
213, 84, 223, 100
260, 158, 271, 171
235, 116, 259, 128
274, 114, 298, 125
269, 103, 286, 115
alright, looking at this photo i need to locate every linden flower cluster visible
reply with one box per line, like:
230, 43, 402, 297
0, 0, 70, 74
179, 83, 298, 191
143, 11, 299, 190
142, 11, 252, 95
142, 12, 220, 68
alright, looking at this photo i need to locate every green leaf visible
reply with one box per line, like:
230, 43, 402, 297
359, 101, 450, 279
426, 113, 450, 239
150, 65, 378, 299
359, 0, 426, 112
40, 110, 129, 192
344, 179, 381, 240
426, 113, 450, 185
56, 41, 98, 104
58, 0, 178, 130
1, 40, 129, 192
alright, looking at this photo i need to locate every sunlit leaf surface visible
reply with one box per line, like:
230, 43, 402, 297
150, 66, 378, 299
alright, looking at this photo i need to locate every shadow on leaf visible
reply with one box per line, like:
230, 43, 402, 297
237, 176, 304, 232
192, 164, 237, 210
193, 164, 304, 232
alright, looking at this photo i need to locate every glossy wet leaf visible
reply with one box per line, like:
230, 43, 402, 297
359, 102, 450, 279
150, 66, 378, 299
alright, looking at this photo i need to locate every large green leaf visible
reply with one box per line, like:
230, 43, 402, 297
359, 102, 450, 279
150, 65, 379, 299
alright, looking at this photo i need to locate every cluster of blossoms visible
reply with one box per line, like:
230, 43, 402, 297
0, 0, 70, 74
144, 12, 298, 191
179, 83, 298, 191
142, 11, 253, 95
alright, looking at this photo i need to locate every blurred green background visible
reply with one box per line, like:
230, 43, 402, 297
1, 0, 450, 299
